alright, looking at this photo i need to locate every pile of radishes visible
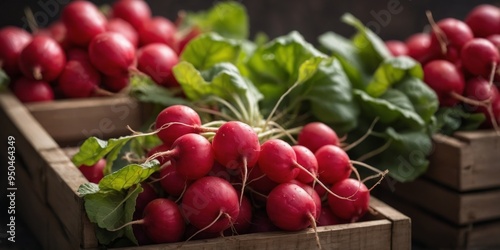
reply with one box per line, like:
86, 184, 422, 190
385, 4, 500, 129
81, 104, 382, 246
0, 0, 195, 103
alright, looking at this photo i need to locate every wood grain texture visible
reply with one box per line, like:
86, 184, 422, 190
426, 132, 500, 191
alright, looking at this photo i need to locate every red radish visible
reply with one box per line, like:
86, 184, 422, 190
159, 165, 191, 197
405, 33, 432, 64
212, 121, 261, 203
292, 145, 319, 184
224, 194, 252, 235
152, 133, 214, 180
107, 18, 139, 48
18, 35, 66, 82
13, 77, 54, 103
461, 38, 500, 77
487, 96, 500, 128
208, 161, 241, 184
423, 60, 465, 107
183, 224, 219, 241
154, 105, 202, 145
290, 180, 322, 220
111, 0, 152, 31
258, 139, 308, 183
137, 43, 179, 88
140, 198, 185, 243
429, 18, 474, 57
327, 178, 370, 222
181, 176, 240, 233
61, 0, 107, 47
314, 145, 352, 184
88, 32, 136, 76
138, 17, 176, 48
58, 60, 102, 98
317, 205, 342, 226
78, 158, 106, 184
487, 34, 500, 49
0, 27, 31, 76
385, 40, 408, 57
41, 22, 69, 49
266, 183, 317, 231
465, 77, 499, 104
465, 4, 500, 38
297, 122, 339, 153
135, 183, 158, 214
103, 73, 130, 92
132, 224, 152, 246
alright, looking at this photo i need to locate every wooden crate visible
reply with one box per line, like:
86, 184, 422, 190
426, 132, 500, 192
375, 190, 500, 249
0, 91, 411, 250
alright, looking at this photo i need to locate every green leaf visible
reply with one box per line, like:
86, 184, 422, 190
244, 31, 326, 105
366, 56, 423, 97
180, 32, 242, 70
318, 31, 366, 88
295, 58, 360, 133
341, 13, 391, 72
78, 183, 100, 196
183, 1, 249, 39
0, 69, 9, 90
354, 89, 425, 128
393, 77, 438, 124
378, 127, 432, 182
129, 74, 190, 107
99, 160, 160, 191
84, 185, 142, 245
435, 106, 486, 135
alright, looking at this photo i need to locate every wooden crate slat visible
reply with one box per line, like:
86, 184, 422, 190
425, 134, 466, 189
460, 189, 500, 224
369, 197, 412, 249
26, 95, 144, 146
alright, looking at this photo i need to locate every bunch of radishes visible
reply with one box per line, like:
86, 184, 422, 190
385, 4, 500, 129
0, 0, 196, 103
83, 104, 380, 246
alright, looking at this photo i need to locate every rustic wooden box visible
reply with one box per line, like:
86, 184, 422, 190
0, 91, 411, 250
426, 132, 500, 192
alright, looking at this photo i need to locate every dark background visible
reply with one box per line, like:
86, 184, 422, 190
0, 0, 499, 43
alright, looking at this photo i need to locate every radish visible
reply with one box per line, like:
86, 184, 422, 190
465, 77, 499, 106
314, 145, 352, 185
181, 176, 240, 234
88, 32, 136, 76
327, 178, 370, 222
292, 145, 319, 184
385, 40, 408, 57
208, 161, 241, 184
0, 26, 31, 76
111, 0, 152, 31
107, 18, 139, 48
212, 121, 260, 203
465, 4, 500, 38
136, 198, 185, 243
249, 210, 279, 233
428, 17, 474, 59
146, 143, 171, 166
58, 60, 102, 98
138, 17, 176, 48
135, 182, 158, 214
137, 43, 179, 88
405, 33, 432, 64
154, 105, 202, 145
224, 193, 252, 235
488, 96, 500, 128
176, 26, 202, 55
247, 164, 278, 201
317, 205, 342, 226
297, 122, 340, 153
103, 73, 130, 92
183, 224, 219, 241
150, 133, 214, 180
40, 22, 69, 49
461, 38, 500, 77
61, 0, 107, 47
18, 35, 66, 82
66, 48, 90, 64
258, 139, 301, 183
423, 60, 465, 107
78, 158, 106, 184
487, 34, 500, 50
289, 180, 322, 220
12, 77, 54, 103
159, 165, 191, 197
266, 182, 319, 247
